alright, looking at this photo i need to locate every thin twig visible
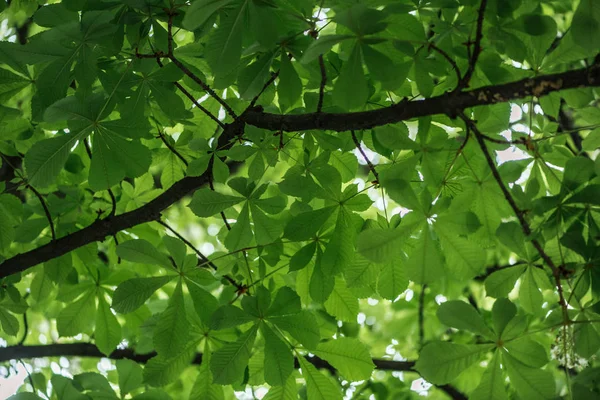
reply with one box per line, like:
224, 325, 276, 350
18, 312, 28, 346
458, 0, 488, 89
317, 56, 327, 113
248, 70, 279, 110
460, 112, 568, 318
169, 56, 237, 119
351, 131, 379, 182
156, 219, 243, 290
156, 219, 216, 270
418, 284, 427, 349
107, 189, 117, 217
113, 234, 121, 264
426, 43, 462, 85
26, 184, 56, 241
157, 130, 188, 167
153, 56, 224, 128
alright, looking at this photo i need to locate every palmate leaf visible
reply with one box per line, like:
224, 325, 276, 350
263, 374, 297, 400
437, 301, 495, 339
116, 359, 143, 396
25, 130, 90, 188
153, 280, 190, 356
278, 51, 302, 112
502, 352, 556, 400
332, 43, 368, 110
89, 129, 152, 191
205, 1, 249, 77
57, 290, 96, 337
210, 324, 258, 384
112, 275, 175, 314
95, 294, 121, 356
313, 338, 374, 381
143, 345, 197, 387
415, 342, 493, 384
470, 351, 508, 400
323, 278, 358, 322
269, 310, 320, 350
261, 323, 294, 386
297, 356, 342, 400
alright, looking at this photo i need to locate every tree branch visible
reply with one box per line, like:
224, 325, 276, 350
458, 0, 488, 89
0, 344, 466, 400
1, 64, 599, 279
243, 63, 600, 132
351, 130, 379, 182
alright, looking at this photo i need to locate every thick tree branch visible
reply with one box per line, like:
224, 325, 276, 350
0, 344, 466, 400
243, 63, 600, 132
1, 64, 599, 279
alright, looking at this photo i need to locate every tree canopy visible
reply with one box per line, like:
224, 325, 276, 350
1, 0, 600, 399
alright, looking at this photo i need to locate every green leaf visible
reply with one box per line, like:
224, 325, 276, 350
332, 43, 368, 110
238, 52, 274, 100
575, 321, 600, 358
502, 352, 556, 400
266, 286, 301, 317
437, 301, 494, 338
190, 359, 224, 400
225, 202, 253, 251
205, 2, 248, 76
95, 294, 121, 356
321, 207, 356, 276
186, 280, 219, 325
356, 223, 417, 263
117, 359, 144, 395
405, 225, 444, 284
57, 290, 96, 337
519, 267, 543, 315
112, 276, 174, 314
415, 342, 492, 384
289, 242, 316, 272
283, 206, 336, 241
301, 35, 354, 64
153, 280, 190, 356
269, 310, 320, 350
263, 374, 297, 400
470, 351, 507, 400
183, 0, 235, 31
261, 323, 294, 386
571, 1, 600, 52
0, 308, 19, 336
297, 356, 342, 400
362, 45, 407, 90
278, 52, 302, 111
116, 240, 173, 269
251, 203, 282, 245
210, 324, 258, 384
210, 304, 256, 329
377, 258, 408, 300
504, 338, 548, 368
323, 278, 358, 322
88, 132, 152, 191
25, 132, 87, 188
143, 347, 196, 387
436, 224, 486, 279
314, 338, 374, 381
492, 298, 517, 338
485, 266, 526, 298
